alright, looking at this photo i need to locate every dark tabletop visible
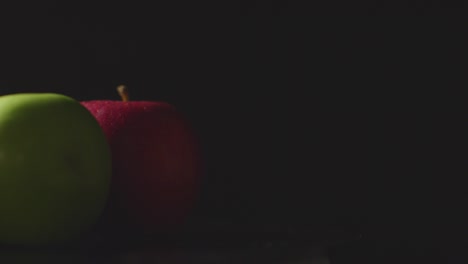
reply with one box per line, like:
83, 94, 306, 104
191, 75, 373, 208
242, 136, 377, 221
0, 217, 360, 263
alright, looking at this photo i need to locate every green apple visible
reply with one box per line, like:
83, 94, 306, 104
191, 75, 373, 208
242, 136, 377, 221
0, 93, 111, 246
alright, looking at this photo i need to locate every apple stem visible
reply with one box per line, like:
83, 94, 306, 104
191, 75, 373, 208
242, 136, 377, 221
117, 85, 130, 102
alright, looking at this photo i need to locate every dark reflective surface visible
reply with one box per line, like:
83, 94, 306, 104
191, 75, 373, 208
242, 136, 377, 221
0, 237, 338, 263
0, 220, 360, 264
0, 247, 329, 264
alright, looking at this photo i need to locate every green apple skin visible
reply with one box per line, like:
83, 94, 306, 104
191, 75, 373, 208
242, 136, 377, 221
0, 93, 111, 246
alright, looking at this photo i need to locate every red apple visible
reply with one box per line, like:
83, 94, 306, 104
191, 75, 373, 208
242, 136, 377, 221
81, 85, 203, 235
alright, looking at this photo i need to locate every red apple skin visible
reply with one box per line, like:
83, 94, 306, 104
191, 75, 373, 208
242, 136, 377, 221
81, 100, 203, 235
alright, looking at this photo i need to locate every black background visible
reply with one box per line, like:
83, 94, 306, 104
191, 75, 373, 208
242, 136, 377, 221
1, 1, 467, 254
